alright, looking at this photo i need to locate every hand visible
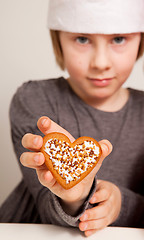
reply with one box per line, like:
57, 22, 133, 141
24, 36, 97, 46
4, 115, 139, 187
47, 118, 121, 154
79, 180, 122, 237
20, 116, 112, 215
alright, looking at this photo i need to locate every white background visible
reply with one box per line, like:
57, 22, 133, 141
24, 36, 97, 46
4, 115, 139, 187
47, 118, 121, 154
0, 0, 144, 206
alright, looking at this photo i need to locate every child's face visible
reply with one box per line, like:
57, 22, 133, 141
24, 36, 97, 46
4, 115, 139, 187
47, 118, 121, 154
59, 32, 141, 106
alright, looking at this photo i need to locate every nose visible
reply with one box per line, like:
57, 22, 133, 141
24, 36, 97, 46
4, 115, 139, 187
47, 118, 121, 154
90, 46, 111, 71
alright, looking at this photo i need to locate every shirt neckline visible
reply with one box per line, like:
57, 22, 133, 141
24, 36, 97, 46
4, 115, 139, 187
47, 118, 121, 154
68, 85, 133, 116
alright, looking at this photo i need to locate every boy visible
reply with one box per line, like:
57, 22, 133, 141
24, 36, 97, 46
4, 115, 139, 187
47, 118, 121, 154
0, 0, 144, 237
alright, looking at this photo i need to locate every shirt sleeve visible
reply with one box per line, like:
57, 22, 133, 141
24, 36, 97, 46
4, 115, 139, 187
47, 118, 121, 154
9, 80, 97, 226
111, 185, 144, 228
36, 178, 96, 227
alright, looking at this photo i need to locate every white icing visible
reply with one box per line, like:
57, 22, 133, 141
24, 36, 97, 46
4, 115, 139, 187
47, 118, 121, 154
44, 139, 100, 184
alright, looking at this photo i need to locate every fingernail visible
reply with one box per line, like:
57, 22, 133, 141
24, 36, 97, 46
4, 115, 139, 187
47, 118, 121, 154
34, 154, 40, 164
81, 214, 88, 221
91, 196, 96, 203
33, 137, 39, 146
101, 143, 109, 152
41, 118, 47, 126
86, 231, 92, 237
82, 223, 88, 231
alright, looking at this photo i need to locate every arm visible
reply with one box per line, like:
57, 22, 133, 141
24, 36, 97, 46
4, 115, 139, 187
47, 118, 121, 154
21, 117, 112, 226
79, 180, 144, 237
9, 82, 112, 226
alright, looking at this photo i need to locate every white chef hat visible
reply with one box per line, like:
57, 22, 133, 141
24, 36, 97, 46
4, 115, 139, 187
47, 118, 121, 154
48, 0, 144, 34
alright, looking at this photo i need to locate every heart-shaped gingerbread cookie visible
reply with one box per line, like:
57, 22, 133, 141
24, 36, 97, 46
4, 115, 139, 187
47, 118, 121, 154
41, 132, 102, 189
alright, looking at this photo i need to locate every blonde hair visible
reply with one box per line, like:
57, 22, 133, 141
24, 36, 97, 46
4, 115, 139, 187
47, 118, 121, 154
50, 30, 144, 70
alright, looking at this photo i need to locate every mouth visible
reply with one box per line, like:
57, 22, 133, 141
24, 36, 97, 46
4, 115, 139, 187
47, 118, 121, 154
88, 77, 113, 87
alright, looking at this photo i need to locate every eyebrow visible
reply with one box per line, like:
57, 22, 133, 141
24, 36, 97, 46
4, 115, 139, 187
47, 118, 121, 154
66, 32, 137, 39
66, 32, 90, 37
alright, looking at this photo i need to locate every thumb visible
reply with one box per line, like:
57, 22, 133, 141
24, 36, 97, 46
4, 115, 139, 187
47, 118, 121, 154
37, 116, 75, 142
98, 139, 113, 165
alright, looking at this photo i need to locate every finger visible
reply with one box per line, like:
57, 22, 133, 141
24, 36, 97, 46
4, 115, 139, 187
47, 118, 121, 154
84, 229, 98, 237
90, 187, 110, 204
20, 152, 45, 168
36, 168, 57, 188
80, 201, 109, 221
22, 133, 43, 151
79, 218, 108, 232
98, 139, 113, 164
36, 169, 66, 196
37, 116, 75, 142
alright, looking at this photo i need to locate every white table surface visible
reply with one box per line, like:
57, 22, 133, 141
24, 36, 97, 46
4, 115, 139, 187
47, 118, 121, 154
0, 224, 144, 240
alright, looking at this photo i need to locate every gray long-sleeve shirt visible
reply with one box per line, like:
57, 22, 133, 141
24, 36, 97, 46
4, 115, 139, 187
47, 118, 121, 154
0, 77, 144, 227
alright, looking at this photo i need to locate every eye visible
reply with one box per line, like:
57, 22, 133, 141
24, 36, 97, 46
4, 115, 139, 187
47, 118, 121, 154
113, 36, 126, 45
76, 36, 89, 44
